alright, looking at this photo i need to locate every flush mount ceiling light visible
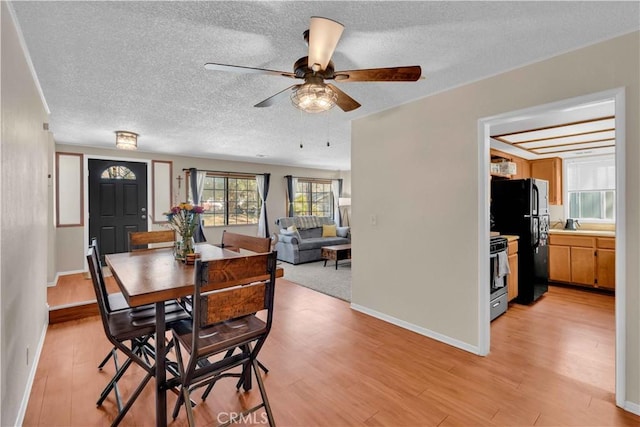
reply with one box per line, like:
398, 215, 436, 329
290, 77, 338, 113
115, 130, 138, 150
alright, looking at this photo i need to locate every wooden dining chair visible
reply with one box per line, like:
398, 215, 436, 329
128, 229, 176, 251
87, 245, 190, 426
220, 230, 271, 253
90, 238, 184, 372
170, 252, 278, 426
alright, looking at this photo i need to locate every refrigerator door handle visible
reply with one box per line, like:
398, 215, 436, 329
532, 216, 540, 247
532, 184, 540, 216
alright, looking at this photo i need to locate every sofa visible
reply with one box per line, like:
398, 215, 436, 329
274, 216, 350, 264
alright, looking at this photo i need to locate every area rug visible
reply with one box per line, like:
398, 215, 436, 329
279, 260, 351, 302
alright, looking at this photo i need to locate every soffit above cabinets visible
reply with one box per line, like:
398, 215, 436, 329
491, 115, 615, 159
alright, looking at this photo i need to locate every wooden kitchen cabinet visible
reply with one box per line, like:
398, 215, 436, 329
548, 234, 615, 290
507, 239, 519, 301
549, 245, 571, 282
490, 148, 530, 180
530, 157, 562, 205
570, 246, 595, 285
596, 238, 616, 290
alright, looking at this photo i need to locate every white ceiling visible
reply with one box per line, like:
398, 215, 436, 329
10, 1, 640, 171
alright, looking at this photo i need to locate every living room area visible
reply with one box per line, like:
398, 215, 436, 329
48, 150, 355, 319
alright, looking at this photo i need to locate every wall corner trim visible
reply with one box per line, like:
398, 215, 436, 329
350, 303, 482, 356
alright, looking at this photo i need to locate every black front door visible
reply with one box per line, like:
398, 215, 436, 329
89, 159, 148, 261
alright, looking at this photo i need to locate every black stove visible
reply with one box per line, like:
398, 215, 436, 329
490, 236, 509, 321
490, 236, 508, 254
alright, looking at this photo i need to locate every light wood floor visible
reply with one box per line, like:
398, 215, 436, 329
30, 280, 638, 426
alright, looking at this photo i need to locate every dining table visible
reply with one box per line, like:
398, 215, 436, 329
105, 243, 282, 427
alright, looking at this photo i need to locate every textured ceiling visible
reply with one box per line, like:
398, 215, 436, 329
10, 1, 640, 171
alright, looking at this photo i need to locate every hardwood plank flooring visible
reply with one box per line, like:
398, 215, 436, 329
48, 272, 122, 323
28, 282, 638, 426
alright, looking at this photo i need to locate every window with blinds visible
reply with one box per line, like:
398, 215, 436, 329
565, 155, 615, 221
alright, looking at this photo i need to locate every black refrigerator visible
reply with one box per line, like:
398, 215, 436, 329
491, 178, 550, 304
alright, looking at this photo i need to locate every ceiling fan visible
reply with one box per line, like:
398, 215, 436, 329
204, 17, 422, 113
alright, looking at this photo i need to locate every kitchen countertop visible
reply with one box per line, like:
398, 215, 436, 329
501, 235, 519, 242
548, 229, 615, 238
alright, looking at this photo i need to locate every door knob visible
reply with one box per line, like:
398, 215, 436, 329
141, 215, 146, 219
141, 207, 147, 212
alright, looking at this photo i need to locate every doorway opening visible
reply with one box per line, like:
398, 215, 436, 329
477, 88, 626, 407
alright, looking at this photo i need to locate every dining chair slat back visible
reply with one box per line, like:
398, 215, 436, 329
221, 230, 271, 253
129, 230, 175, 251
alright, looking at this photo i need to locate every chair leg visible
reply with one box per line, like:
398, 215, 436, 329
257, 360, 269, 374
98, 337, 150, 408
219, 359, 275, 427
97, 357, 132, 407
171, 339, 186, 420
182, 386, 195, 427
97, 347, 116, 370
110, 371, 153, 427
251, 358, 275, 426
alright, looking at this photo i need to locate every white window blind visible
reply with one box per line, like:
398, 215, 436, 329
566, 155, 615, 221
566, 155, 615, 191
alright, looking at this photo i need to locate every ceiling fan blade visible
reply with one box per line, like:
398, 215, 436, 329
326, 84, 361, 112
205, 63, 297, 79
254, 85, 300, 108
308, 17, 344, 72
333, 66, 422, 82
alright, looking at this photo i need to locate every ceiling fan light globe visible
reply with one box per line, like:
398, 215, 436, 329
291, 82, 338, 113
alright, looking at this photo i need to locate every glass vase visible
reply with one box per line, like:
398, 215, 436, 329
181, 235, 195, 261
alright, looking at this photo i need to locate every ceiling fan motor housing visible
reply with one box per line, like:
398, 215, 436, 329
294, 56, 335, 79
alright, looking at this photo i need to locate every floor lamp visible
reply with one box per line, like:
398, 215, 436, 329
338, 198, 351, 226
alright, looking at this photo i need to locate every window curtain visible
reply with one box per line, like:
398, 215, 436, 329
189, 168, 207, 242
331, 179, 343, 226
285, 175, 297, 217
255, 173, 270, 238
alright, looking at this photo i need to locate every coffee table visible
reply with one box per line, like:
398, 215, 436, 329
321, 244, 352, 269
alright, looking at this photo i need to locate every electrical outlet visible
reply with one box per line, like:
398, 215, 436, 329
370, 214, 377, 226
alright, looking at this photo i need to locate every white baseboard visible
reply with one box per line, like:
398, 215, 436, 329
350, 303, 481, 355
47, 269, 86, 287
624, 400, 640, 416
47, 272, 60, 287
15, 318, 48, 426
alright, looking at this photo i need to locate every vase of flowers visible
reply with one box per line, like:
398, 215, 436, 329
164, 203, 205, 261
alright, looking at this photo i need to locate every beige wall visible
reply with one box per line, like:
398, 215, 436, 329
1, 3, 51, 424
53, 144, 349, 272
352, 32, 639, 407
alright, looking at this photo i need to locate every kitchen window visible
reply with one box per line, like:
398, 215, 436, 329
293, 179, 333, 217
188, 173, 260, 226
565, 154, 615, 222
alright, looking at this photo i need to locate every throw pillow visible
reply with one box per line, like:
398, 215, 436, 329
336, 226, 350, 238
322, 224, 337, 237
287, 225, 298, 232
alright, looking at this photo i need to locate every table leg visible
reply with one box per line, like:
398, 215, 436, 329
155, 302, 167, 427
323, 259, 327, 267
335, 259, 338, 270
